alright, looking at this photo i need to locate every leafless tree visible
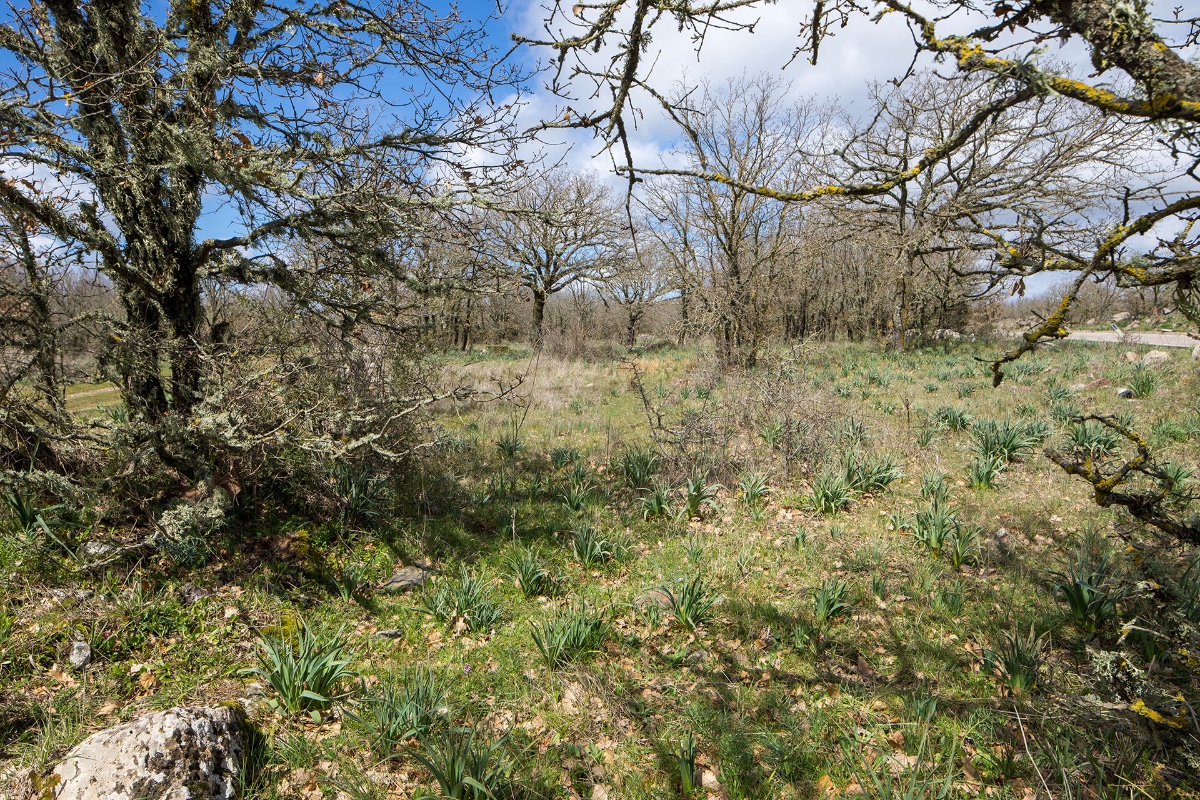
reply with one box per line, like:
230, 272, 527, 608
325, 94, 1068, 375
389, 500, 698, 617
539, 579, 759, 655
491, 168, 628, 346
642, 76, 821, 366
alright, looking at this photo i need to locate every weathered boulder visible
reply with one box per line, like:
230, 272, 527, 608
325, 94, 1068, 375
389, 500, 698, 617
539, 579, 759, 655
1112, 312, 1131, 323
1192, 343, 1200, 360
377, 564, 435, 593
28, 705, 247, 800
1142, 350, 1170, 365
1122, 351, 1139, 363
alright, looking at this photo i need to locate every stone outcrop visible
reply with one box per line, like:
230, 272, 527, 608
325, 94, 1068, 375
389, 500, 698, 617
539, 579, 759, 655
24, 706, 247, 800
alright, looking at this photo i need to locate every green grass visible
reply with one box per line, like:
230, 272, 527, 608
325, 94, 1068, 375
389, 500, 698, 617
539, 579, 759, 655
4, 339, 1198, 800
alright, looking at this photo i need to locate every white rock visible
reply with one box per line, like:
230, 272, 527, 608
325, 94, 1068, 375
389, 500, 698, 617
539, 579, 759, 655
69, 641, 91, 670
1112, 312, 1131, 323
1192, 343, 1200, 360
1142, 350, 1169, 365
33, 706, 247, 800
1122, 351, 1139, 363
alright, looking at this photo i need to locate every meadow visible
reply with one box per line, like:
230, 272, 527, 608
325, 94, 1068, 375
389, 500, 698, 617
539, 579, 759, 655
2, 338, 1198, 800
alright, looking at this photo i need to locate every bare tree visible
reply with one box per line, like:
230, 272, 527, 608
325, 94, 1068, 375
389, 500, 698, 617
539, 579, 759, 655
643, 76, 821, 366
601, 234, 673, 347
492, 168, 627, 346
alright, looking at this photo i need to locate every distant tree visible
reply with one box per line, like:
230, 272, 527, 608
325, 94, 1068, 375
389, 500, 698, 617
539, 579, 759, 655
643, 76, 819, 366
601, 235, 672, 347
521, 0, 1200, 540
492, 168, 627, 346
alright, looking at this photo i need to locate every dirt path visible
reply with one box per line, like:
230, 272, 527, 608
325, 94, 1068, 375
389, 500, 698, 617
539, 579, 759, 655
1066, 330, 1197, 348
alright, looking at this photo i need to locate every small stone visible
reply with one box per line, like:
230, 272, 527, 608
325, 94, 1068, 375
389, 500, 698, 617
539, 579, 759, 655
79, 540, 119, 559
69, 641, 91, 670
378, 565, 432, 593
1142, 350, 1169, 365
1122, 351, 1139, 363
178, 583, 212, 604
635, 588, 672, 608
1117, 387, 1135, 399
1084, 378, 1112, 390
1191, 343, 1200, 360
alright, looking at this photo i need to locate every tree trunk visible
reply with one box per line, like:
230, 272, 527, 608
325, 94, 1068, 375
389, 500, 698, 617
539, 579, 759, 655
531, 289, 547, 348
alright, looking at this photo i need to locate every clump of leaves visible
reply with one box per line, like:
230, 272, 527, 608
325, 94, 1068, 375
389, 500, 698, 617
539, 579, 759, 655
572, 527, 623, 568
1066, 419, 1122, 457
841, 450, 901, 494
809, 469, 854, 515
1128, 364, 1156, 398
936, 406, 971, 431
680, 474, 721, 520
412, 725, 512, 800
920, 471, 950, 504
243, 619, 356, 719
529, 603, 608, 668
983, 625, 1046, 695
842, 724, 958, 800
812, 577, 851, 628
507, 548, 554, 598
946, 525, 979, 570
640, 484, 672, 519
347, 669, 447, 758
738, 473, 771, 509
671, 732, 700, 796
1050, 543, 1126, 637
495, 420, 525, 460
550, 446, 581, 469
906, 500, 958, 559
970, 418, 1046, 463
967, 453, 1005, 490
660, 574, 718, 632
417, 566, 503, 632
619, 446, 660, 490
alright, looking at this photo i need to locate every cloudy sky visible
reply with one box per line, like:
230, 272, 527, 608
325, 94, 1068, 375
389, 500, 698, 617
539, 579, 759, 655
496, 0, 923, 170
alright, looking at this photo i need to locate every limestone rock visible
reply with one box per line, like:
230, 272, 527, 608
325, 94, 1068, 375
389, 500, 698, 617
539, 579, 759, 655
1142, 350, 1169, 365
1112, 312, 1131, 323
68, 641, 91, 670
635, 588, 673, 608
378, 564, 433, 593
1191, 343, 1200, 360
37, 705, 247, 800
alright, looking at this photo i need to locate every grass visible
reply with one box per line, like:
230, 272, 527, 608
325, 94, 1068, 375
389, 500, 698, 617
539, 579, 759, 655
6, 339, 1198, 800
